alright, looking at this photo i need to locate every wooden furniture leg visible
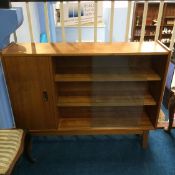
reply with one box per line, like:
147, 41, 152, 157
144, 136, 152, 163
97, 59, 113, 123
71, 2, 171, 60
142, 131, 149, 149
24, 131, 36, 163
164, 93, 175, 133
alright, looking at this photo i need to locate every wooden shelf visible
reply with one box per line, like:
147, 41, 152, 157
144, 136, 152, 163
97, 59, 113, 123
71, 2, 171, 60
57, 94, 156, 107
164, 16, 175, 19
162, 33, 172, 35
134, 35, 155, 37
144, 35, 155, 37
163, 43, 170, 46
162, 25, 174, 27
135, 25, 156, 27
58, 111, 154, 131
55, 70, 160, 82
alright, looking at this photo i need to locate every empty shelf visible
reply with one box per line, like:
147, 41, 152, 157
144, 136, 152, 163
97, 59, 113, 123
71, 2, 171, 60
57, 94, 156, 107
58, 111, 154, 131
55, 70, 160, 82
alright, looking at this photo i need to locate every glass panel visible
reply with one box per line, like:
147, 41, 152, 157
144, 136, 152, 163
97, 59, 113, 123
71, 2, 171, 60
54, 55, 155, 130
91, 55, 150, 128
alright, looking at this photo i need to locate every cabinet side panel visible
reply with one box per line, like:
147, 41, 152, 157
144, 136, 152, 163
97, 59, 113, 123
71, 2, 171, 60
148, 54, 171, 127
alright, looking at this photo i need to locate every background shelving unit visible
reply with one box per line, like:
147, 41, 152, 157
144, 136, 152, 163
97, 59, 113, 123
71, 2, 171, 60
132, 2, 159, 42
132, 2, 175, 50
160, 3, 175, 48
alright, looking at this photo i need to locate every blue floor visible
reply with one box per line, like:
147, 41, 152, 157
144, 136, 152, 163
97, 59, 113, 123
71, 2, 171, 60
13, 129, 175, 175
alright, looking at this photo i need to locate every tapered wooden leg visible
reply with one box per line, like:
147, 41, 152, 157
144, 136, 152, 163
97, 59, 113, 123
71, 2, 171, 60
165, 110, 174, 133
164, 94, 175, 133
142, 131, 149, 149
24, 131, 36, 163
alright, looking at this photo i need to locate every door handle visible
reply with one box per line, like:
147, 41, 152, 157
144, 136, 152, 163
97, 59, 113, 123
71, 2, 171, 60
42, 90, 48, 102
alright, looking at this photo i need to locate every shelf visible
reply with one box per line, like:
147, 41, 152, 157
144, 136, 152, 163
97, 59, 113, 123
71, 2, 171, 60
162, 25, 174, 27
144, 35, 155, 37
134, 35, 155, 37
58, 82, 149, 97
135, 25, 156, 27
163, 43, 170, 45
55, 70, 160, 82
161, 33, 172, 35
58, 111, 154, 131
164, 16, 175, 19
57, 94, 156, 107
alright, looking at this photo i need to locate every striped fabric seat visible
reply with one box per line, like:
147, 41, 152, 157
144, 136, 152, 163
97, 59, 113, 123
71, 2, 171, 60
0, 129, 24, 175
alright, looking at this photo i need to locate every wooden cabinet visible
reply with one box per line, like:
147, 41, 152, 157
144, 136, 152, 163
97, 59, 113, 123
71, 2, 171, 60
160, 3, 175, 48
132, 2, 159, 41
2, 56, 57, 130
1, 42, 170, 147
132, 2, 175, 49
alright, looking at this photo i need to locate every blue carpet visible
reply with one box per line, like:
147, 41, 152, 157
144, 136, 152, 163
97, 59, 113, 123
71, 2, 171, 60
13, 130, 175, 175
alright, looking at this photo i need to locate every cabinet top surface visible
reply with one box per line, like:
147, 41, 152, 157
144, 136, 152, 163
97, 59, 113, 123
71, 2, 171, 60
1, 42, 170, 56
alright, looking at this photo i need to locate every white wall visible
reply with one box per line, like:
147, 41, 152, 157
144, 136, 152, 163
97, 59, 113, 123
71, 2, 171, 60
10, 1, 133, 43
11, 2, 40, 42
103, 1, 133, 42
55, 1, 133, 42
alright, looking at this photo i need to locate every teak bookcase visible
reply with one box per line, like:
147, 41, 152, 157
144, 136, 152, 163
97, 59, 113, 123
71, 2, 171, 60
1, 42, 170, 148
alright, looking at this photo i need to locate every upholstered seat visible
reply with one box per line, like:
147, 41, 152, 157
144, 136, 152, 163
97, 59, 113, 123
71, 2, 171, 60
0, 129, 24, 175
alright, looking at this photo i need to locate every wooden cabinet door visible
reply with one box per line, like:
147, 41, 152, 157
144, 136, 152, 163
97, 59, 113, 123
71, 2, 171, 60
3, 56, 57, 130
